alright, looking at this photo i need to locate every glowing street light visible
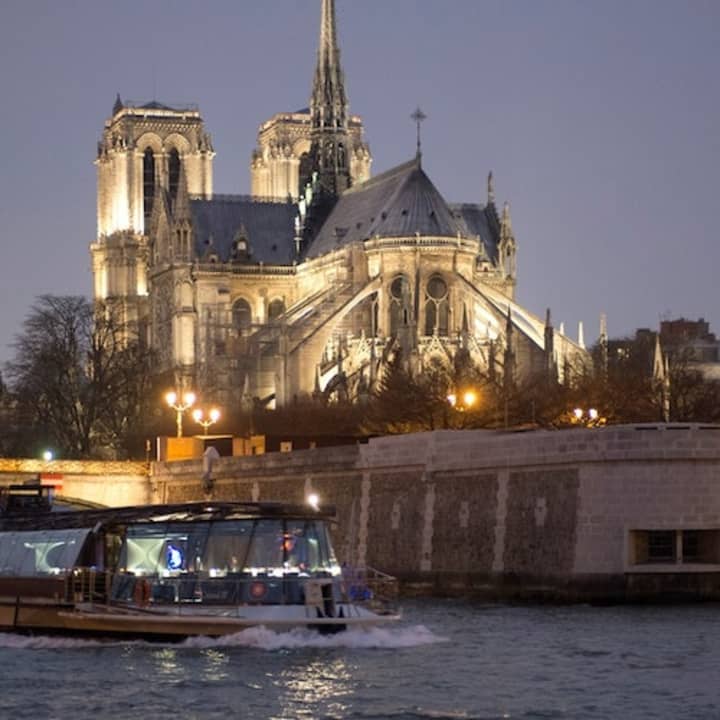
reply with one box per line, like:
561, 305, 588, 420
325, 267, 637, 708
447, 389, 478, 411
42, 450, 53, 462
462, 390, 477, 409
165, 390, 196, 437
192, 407, 221, 436
572, 407, 602, 427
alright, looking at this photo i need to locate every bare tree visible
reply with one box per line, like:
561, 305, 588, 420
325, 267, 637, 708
4, 296, 156, 459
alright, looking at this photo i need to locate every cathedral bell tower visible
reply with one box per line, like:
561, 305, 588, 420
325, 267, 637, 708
304, 0, 352, 198
91, 96, 214, 337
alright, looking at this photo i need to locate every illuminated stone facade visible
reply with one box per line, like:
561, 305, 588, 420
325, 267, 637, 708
251, 111, 371, 201
90, 0, 587, 409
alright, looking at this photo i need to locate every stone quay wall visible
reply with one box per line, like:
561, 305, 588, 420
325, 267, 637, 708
0, 459, 150, 507
3, 425, 720, 601
150, 424, 720, 602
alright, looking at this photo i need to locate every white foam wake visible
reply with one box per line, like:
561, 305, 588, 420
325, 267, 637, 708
182, 624, 447, 650
0, 624, 446, 651
0, 633, 117, 650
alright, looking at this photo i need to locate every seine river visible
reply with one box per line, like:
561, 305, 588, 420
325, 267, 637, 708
1, 600, 719, 719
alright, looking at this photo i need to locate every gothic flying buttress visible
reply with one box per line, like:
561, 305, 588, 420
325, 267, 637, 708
307, 0, 351, 197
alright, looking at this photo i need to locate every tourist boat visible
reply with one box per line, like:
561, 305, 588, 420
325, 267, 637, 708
0, 484, 399, 640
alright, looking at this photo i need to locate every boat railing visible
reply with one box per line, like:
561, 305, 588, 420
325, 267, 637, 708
67, 567, 399, 617
340, 565, 400, 616
65, 568, 111, 604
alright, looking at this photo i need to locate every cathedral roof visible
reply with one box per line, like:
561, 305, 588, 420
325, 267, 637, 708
306, 158, 499, 259
189, 197, 296, 264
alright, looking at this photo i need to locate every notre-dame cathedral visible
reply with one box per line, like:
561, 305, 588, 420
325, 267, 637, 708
90, 0, 587, 409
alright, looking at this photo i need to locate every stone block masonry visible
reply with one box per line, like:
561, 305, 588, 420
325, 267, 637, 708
148, 424, 720, 601
4, 424, 720, 601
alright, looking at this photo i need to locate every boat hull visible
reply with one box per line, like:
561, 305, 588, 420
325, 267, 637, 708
0, 598, 399, 640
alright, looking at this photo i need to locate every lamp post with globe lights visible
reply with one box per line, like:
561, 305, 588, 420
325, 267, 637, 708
447, 389, 478, 412
446, 388, 479, 428
165, 390, 196, 437
572, 407, 605, 428
192, 407, 221, 436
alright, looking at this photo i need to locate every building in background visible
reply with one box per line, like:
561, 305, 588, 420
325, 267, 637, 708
90, 0, 588, 410
608, 318, 720, 381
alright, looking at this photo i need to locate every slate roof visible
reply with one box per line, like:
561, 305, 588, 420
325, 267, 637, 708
306, 157, 499, 260
190, 197, 297, 265
187, 159, 499, 267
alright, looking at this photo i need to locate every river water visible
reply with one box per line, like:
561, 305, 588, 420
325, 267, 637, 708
1, 600, 719, 719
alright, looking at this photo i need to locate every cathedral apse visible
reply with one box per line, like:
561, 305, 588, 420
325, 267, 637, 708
90, 0, 588, 411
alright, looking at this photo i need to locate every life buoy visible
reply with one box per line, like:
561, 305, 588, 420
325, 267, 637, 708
133, 578, 151, 607
249, 581, 267, 601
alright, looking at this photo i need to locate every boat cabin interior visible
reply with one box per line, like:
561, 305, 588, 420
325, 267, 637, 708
0, 487, 345, 609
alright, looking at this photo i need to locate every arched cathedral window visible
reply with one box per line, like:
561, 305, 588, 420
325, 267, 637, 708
389, 275, 410, 336
143, 148, 155, 226
232, 299, 252, 335
425, 275, 449, 336
168, 148, 181, 203
268, 299, 285, 320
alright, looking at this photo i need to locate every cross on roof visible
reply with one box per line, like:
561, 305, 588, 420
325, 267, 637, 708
411, 106, 427, 159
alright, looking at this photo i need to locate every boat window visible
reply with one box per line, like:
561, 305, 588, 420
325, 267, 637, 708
116, 518, 341, 580
244, 519, 283, 575
122, 522, 210, 577
204, 520, 254, 576
281, 520, 339, 575
0, 528, 91, 577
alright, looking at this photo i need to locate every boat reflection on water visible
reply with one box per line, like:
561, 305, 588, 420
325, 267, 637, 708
0, 484, 400, 640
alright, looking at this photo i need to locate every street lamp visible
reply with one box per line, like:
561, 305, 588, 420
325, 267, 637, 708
192, 407, 220, 436
447, 389, 478, 411
165, 390, 196, 437
572, 407, 602, 427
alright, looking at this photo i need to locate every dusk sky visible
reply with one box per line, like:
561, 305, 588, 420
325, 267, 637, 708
0, 0, 718, 365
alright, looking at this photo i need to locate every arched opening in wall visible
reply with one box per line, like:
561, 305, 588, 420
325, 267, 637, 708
232, 299, 252, 336
298, 152, 312, 198
425, 275, 449, 336
370, 292, 379, 337
268, 299, 285, 321
143, 148, 155, 226
168, 148, 181, 203
389, 275, 410, 336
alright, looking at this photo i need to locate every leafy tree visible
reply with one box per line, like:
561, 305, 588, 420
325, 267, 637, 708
4, 295, 156, 459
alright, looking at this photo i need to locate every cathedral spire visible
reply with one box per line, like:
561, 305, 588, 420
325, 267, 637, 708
598, 313, 609, 380
501, 201, 513, 238
307, 0, 351, 197
172, 157, 192, 222
544, 308, 556, 381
